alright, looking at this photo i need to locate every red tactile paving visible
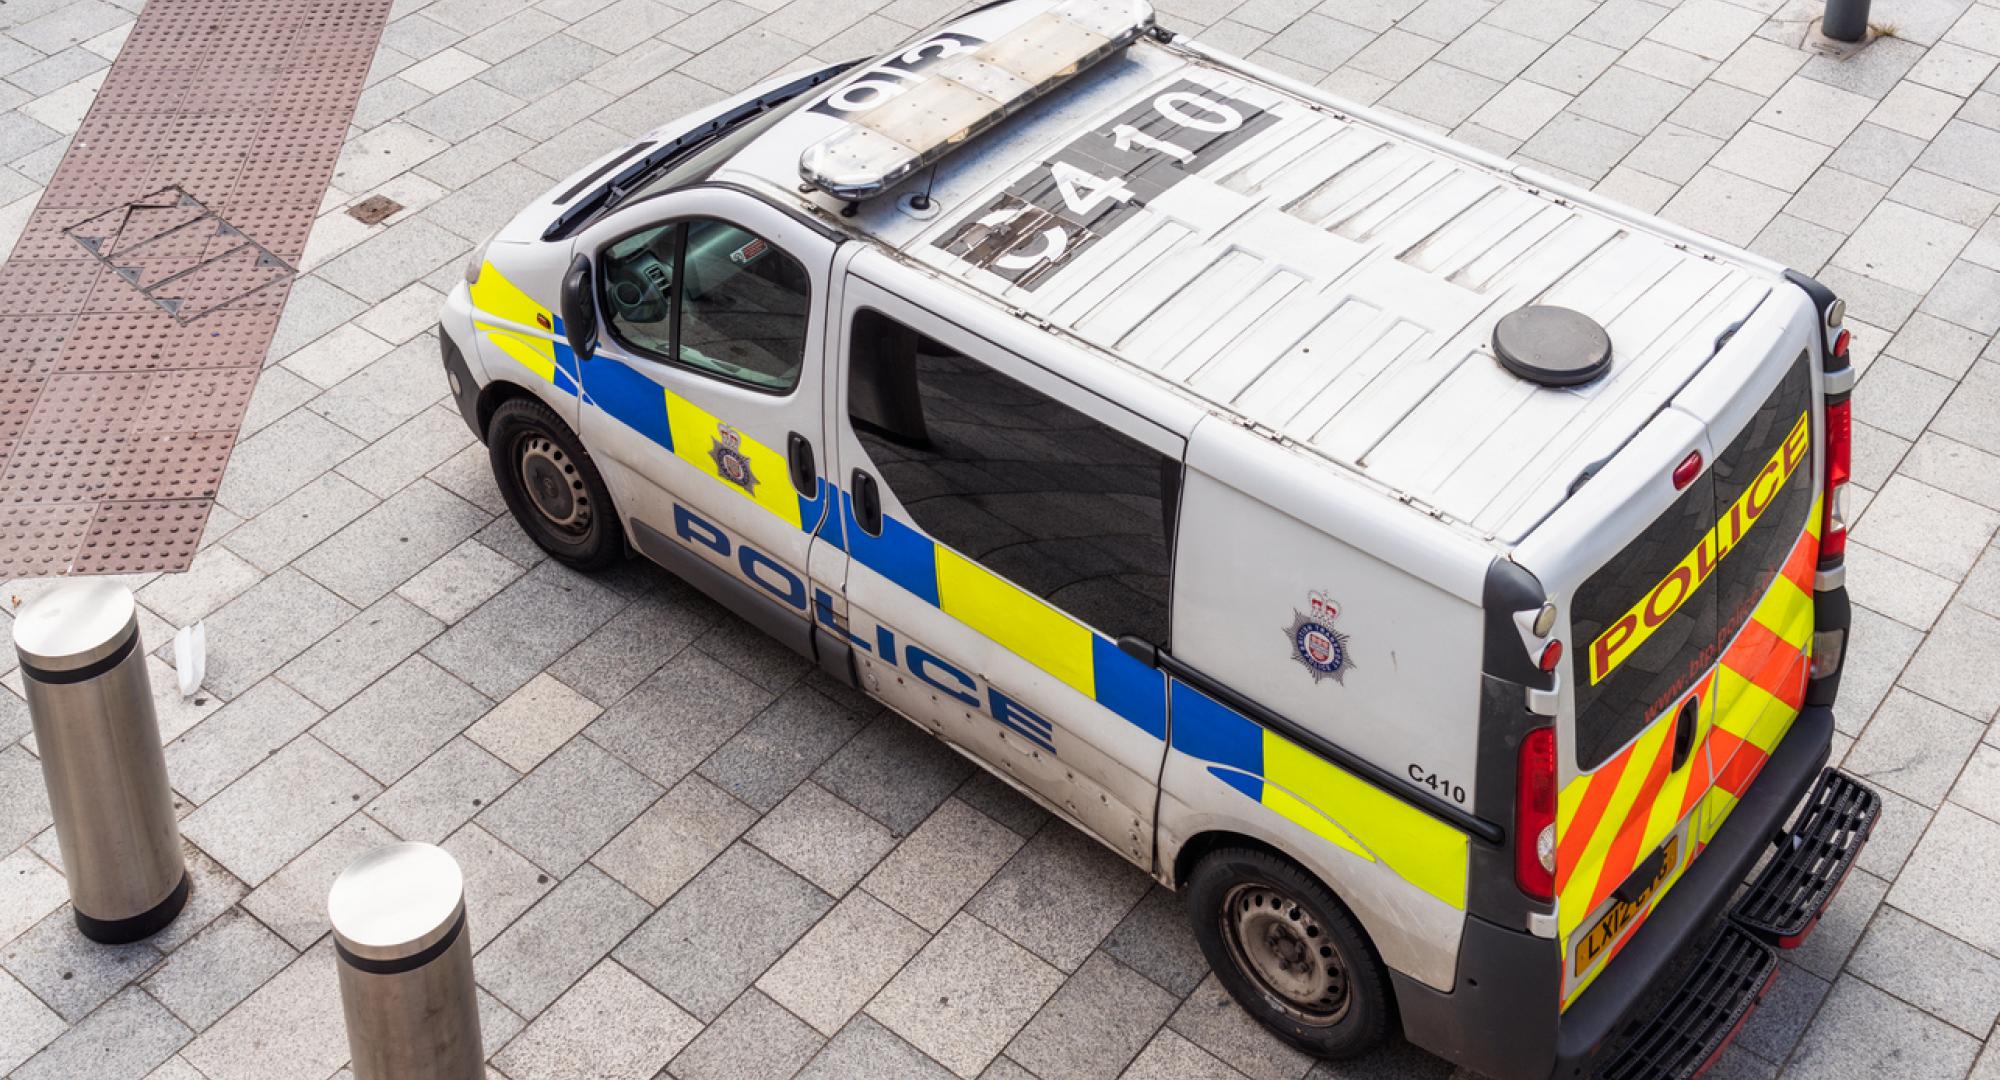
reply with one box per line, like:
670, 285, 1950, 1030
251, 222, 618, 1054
0, 0, 392, 578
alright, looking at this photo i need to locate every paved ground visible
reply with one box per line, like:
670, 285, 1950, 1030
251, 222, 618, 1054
0, 0, 1997, 1077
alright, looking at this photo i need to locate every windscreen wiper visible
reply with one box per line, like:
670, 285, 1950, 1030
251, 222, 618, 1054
542, 60, 857, 242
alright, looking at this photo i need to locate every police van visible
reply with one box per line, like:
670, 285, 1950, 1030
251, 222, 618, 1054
437, 2, 1878, 1075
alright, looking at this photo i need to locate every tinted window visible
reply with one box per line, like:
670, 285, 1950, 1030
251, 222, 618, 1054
1570, 468, 1721, 772
600, 219, 810, 392
849, 309, 1179, 645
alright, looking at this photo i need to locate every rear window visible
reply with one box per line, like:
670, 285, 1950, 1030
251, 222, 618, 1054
1568, 351, 1816, 771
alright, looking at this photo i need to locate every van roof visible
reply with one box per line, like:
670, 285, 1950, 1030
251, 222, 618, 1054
706, 0, 1787, 544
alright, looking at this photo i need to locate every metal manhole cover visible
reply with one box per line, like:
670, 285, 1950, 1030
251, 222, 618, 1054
67, 186, 295, 325
346, 194, 403, 226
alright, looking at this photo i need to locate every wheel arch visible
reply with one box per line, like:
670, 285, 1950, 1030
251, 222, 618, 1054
476, 377, 541, 440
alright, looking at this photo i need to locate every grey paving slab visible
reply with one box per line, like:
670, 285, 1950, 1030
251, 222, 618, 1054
584, 648, 772, 787
396, 538, 525, 624
1736, 961, 1830, 1065
0, 848, 66, 951
241, 813, 399, 951
615, 841, 833, 1022
1788, 974, 1980, 1079
179, 736, 381, 887
441, 822, 552, 951
13, 986, 190, 1080
197, 570, 358, 701
868, 912, 1065, 1079
1841, 687, 1985, 806
1890, 802, 2000, 954
425, 559, 629, 699
796, 1015, 957, 1080
220, 472, 381, 575
476, 734, 660, 877
141, 908, 296, 1030
312, 654, 492, 784
494, 960, 699, 1080
757, 888, 930, 1037
479, 863, 650, 1017
1, 906, 163, 1022
1848, 905, 2000, 1035
278, 593, 444, 710
746, 780, 897, 896
1124, 1029, 1253, 1080
1169, 974, 1318, 1080
700, 683, 866, 812
0, 744, 51, 855
669, 988, 827, 1080
1853, 473, 2000, 578
814, 714, 973, 836
163, 678, 324, 804
365, 736, 516, 843
862, 796, 1025, 932
591, 775, 756, 905
547, 576, 719, 706
180, 943, 350, 1080
1007, 951, 1178, 1080
968, 825, 1153, 974
0, 967, 64, 1075
335, 404, 475, 499
1104, 885, 1212, 998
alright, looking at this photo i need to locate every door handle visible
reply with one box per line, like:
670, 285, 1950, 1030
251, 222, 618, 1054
1670, 695, 1699, 772
851, 469, 882, 536
788, 432, 816, 497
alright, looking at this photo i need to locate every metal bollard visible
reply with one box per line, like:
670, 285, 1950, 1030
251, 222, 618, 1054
1824, 0, 1871, 41
14, 580, 188, 944
330, 842, 483, 1080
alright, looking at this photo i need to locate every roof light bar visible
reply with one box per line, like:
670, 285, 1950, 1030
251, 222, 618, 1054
799, 0, 1154, 201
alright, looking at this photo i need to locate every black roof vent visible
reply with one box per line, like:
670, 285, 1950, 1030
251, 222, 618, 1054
1492, 305, 1612, 387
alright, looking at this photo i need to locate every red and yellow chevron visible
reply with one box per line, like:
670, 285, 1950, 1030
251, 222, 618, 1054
1557, 500, 1821, 1006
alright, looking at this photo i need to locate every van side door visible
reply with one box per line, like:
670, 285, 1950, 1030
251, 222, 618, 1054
572, 188, 837, 653
824, 274, 1178, 866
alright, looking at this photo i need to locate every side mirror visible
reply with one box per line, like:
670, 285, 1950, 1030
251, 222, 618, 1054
560, 254, 597, 362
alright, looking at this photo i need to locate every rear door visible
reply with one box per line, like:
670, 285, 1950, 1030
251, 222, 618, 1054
1667, 301, 1823, 843
1543, 409, 1722, 1008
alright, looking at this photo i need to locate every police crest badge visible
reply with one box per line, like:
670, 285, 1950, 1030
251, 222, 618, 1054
710, 423, 757, 494
1286, 590, 1353, 684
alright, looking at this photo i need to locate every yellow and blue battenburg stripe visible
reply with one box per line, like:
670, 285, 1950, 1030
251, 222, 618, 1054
470, 270, 1464, 906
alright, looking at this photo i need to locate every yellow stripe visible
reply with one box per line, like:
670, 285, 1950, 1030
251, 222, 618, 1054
1754, 573, 1814, 652
470, 263, 551, 328
1558, 720, 1673, 940
1261, 731, 1469, 910
661, 393, 803, 528
1698, 785, 1738, 844
480, 325, 556, 383
1712, 667, 1787, 752
934, 547, 1095, 696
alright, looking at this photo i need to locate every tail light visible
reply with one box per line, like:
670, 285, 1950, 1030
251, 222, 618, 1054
1822, 397, 1851, 560
1516, 726, 1557, 902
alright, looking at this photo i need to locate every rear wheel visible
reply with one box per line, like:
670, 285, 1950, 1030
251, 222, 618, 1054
488, 397, 623, 570
1186, 847, 1392, 1059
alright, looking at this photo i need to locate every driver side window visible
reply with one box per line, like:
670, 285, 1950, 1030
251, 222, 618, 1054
599, 218, 810, 393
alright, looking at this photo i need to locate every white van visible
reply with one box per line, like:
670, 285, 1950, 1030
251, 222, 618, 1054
436, 2, 1878, 1075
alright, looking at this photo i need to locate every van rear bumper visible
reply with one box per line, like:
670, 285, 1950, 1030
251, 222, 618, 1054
1393, 705, 1835, 1080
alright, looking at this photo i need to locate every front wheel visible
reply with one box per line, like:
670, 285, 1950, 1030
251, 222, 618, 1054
487, 396, 623, 571
1185, 847, 1393, 1059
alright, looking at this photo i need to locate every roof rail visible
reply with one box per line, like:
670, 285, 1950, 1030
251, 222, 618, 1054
797, 0, 1153, 202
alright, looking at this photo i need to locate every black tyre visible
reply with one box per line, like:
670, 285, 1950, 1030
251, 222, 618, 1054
1186, 847, 1393, 1059
487, 397, 623, 571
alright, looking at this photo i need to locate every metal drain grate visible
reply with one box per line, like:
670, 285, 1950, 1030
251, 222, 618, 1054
0, 0, 393, 577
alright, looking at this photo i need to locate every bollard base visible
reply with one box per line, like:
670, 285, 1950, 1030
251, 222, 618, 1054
74, 870, 190, 945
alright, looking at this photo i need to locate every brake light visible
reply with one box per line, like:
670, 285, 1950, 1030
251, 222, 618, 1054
1821, 398, 1851, 560
1516, 726, 1557, 902
1672, 450, 1702, 490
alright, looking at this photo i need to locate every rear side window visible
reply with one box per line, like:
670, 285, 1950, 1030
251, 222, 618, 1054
848, 308, 1180, 646
1569, 469, 1721, 772
1709, 353, 1816, 634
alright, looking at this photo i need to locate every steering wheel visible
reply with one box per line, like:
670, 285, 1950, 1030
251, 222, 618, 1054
607, 252, 671, 324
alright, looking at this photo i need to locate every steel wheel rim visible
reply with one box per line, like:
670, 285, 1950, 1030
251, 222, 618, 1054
517, 435, 590, 536
1219, 882, 1350, 1025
